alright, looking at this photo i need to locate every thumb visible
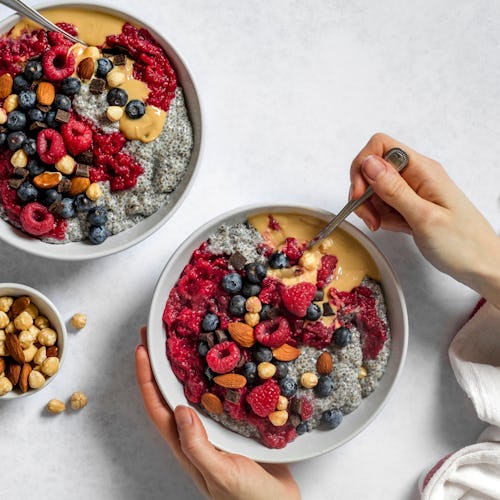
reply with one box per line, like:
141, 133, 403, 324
174, 405, 228, 478
361, 155, 428, 224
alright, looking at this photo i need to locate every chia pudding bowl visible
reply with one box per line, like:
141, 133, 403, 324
0, 2, 201, 260
148, 205, 408, 463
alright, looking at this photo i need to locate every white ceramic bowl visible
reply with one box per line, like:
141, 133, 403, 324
148, 205, 408, 463
0, 283, 67, 399
0, 1, 202, 260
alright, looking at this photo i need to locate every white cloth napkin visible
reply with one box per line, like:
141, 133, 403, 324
420, 301, 500, 499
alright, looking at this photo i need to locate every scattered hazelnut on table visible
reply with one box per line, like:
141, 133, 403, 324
47, 399, 65, 414
70, 313, 87, 330
70, 391, 88, 410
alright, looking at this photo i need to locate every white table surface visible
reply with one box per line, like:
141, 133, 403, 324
1, 1, 499, 499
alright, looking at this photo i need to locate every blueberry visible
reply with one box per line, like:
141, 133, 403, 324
197, 341, 209, 357
0, 133, 6, 146
18, 89, 37, 110
221, 272, 243, 294
125, 99, 146, 119
315, 376, 335, 398
6, 111, 27, 131
244, 262, 267, 284
313, 289, 324, 301
57, 197, 75, 219
241, 361, 257, 383
27, 159, 45, 176
321, 409, 343, 429
45, 110, 58, 128
61, 77, 81, 95
305, 303, 322, 321
12, 75, 29, 92
107, 87, 129, 107
204, 366, 216, 383
96, 58, 113, 78
24, 60, 43, 81
296, 422, 309, 435
259, 303, 272, 320
229, 295, 246, 316
6, 131, 26, 151
88, 225, 109, 245
74, 194, 95, 212
279, 377, 297, 398
252, 345, 273, 363
269, 252, 289, 269
38, 189, 61, 207
27, 108, 45, 122
273, 361, 289, 379
16, 182, 38, 202
54, 94, 71, 111
241, 281, 261, 297
334, 327, 352, 348
87, 206, 108, 226
201, 313, 219, 332
22, 138, 37, 156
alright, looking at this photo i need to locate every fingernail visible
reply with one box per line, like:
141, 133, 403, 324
362, 155, 386, 181
175, 405, 193, 430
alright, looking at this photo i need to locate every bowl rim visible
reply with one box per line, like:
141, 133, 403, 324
0, 0, 203, 261
0, 282, 67, 400
148, 203, 409, 463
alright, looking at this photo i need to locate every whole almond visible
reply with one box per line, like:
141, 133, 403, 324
272, 343, 301, 362
5, 332, 25, 365
6, 361, 21, 386
46, 345, 59, 358
77, 57, 95, 80
33, 171, 62, 189
11, 295, 30, 317
36, 82, 55, 106
213, 373, 247, 389
201, 392, 224, 415
0, 73, 13, 99
68, 176, 90, 196
0, 357, 5, 374
316, 352, 333, 375
227, 322, 255, 348
19, 364, 32, 393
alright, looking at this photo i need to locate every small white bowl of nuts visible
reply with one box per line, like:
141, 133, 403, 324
0, 283, 66, 399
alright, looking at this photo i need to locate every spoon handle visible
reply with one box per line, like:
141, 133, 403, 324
0, 0, 87, 45
307, 148, 409, 248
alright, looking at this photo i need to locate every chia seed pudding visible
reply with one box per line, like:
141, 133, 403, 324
163, 213, 391, 449
0, 8, 193, 245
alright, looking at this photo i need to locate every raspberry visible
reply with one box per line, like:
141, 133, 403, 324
281, 282, 317, 317
301, 321, 334, 349
246, 379, 280, 417
222, 388, 248, 420
268, 214, 281, 230
184, 371, 207, 404
61, 117, 93, 156
258, 277, 282, 306
174, 307, 203, 337
281, 237, 306, 264
36, 129, 66, 164
295, 397, 314, 420
166, 337, 203, 383
47, 23, 77, 47
19, 202, 55, 236
42, 45, 76, 81
205, 341, 241, 374
254, 317, 291, 348
316, 255, 338, 288
247, 413, 297, 448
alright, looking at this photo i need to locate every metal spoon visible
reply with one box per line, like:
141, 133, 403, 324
0, 0, 87, 46
307, 147, 409, 249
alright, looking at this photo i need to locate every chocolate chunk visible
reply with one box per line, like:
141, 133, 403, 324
289, 415, 301, 428
199, 332, 215, 348
75, 164, 90, 178
313, 289, 324, 302
13, 167, 28, 180
55, 109, 71, 124
102, 46, 129, 56
89, 78, 106, 94
36, 104, 51, 113
76, 150, 93, 165
229, 251, 247, 271
113, 53, 127, 66
57, 178, 71, 193
290, 398, 303, 415
225, 390, 241, 403
322, 302, 335, 317
8, 178, 24, 189
236, 355, 246, 369
29, 121, 47, 132
214, 329, 228, 343
0, 126, 6, 134
48, 200, 64, 215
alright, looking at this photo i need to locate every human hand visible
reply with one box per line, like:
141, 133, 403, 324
350, 133, 500, 308
135, 327, 301, 500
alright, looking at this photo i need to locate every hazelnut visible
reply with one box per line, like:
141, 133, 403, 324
245, 296, 262, 313
18, 330, 36, 349
0, 311, 9, 329
55, 154, 76, 175
300, 372, 318, 389
70, 391, 88, 410
28, 370, 45, 389
5, 321, 16, 334
41, 357, 59, 376
106, 69, 126, 87
0, 340, 7, 356
82, 46, 100, 59
4, 94, 18, 112
25, 303, 39, 319
276, 395, 288, 411
0, 296, 13, 312
358, 366, 368, 379
34, 315, 49, 329
38, 328, 57, 346
23, 344, 37, 363
10, 149, 28, 168
86, 183, 102, 201
106, 105, 123, 122
0, 376, 13, 396
268, 410, 288, 427
244, 312, 260, 327
257, 362, 276, 380
0, 107, 7, 125
14, 310, 34, 331
47, 399, 65, 414
33, 346, 47, 366
70, 313, 87, 330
